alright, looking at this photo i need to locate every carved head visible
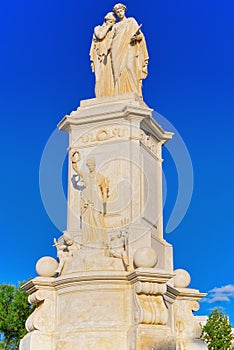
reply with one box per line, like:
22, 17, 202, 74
113, 3, 127, 19
86, 157, 96, 172
104, 12, 116, 24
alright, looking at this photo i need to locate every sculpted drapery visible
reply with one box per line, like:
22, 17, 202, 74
90, 12, 116, 98
90, 3, 149, 99
71, 154, 109, 245
80, 170, 108, 244
111, 16, 148, 97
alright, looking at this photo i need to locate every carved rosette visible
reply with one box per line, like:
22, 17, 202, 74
134, 282, 168, 325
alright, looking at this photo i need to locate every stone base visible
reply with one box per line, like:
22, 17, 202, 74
20, 269, 178, 350
54, 330, 127, 350
20, 273, 132, 350
132, 325, 176, 350
19, 331, 53, 350
176, 338, 208, 350
62, 245, 125, 274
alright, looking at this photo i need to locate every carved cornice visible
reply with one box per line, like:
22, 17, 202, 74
165, 284, 180, 304
174, 287, 207, 301
21, 277, 55, 294
22, 269, 176, 295
58, 104, 152, 132
127, 268, 174, 285
22, 272, 129, 294
53, 271, 128, 291
141, 117, 174, 144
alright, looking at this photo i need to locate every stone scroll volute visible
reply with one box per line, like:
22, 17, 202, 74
134, 282, 168, 325
25, 290, 56, 333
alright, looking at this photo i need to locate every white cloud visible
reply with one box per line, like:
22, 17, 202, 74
210, 285, 234, 294
207, 295, 231, 303
203, 284, 234, 304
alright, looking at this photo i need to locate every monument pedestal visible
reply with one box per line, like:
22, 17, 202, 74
133, 325, 176, 350
58, 93, 174, 272
20, 268, 177, 350
20, 94, 207, 350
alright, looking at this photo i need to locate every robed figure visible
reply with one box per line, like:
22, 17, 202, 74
71, 153, 109, 245
112, 3, 149, 98
90, 12, 116, 97
90, 3, 149, 99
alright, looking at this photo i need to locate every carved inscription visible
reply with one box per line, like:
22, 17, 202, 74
81, 127, 127, 144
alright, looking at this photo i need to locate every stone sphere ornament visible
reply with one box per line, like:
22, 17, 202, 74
133, 247, 158, 268
174, 269, 191, 288
36, 256, 58, 277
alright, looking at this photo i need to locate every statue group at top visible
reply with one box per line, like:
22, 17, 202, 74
90, 3, 149, 99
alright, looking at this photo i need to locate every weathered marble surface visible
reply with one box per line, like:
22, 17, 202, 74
57, 93, 173, 273
20, 94, 207, 350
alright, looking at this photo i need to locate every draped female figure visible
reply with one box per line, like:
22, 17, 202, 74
111, 3, 149, 98
90, 12, 116, 97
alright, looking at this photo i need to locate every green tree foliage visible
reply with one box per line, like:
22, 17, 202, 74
0, 282, 33, 349
201, 308, 234, 350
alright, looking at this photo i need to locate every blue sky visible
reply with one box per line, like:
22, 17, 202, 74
1, 0, 234, 324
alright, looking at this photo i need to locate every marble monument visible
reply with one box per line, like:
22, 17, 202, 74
20, 4, 208, 350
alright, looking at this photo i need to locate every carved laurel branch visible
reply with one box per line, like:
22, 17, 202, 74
134, 282, 168, 325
